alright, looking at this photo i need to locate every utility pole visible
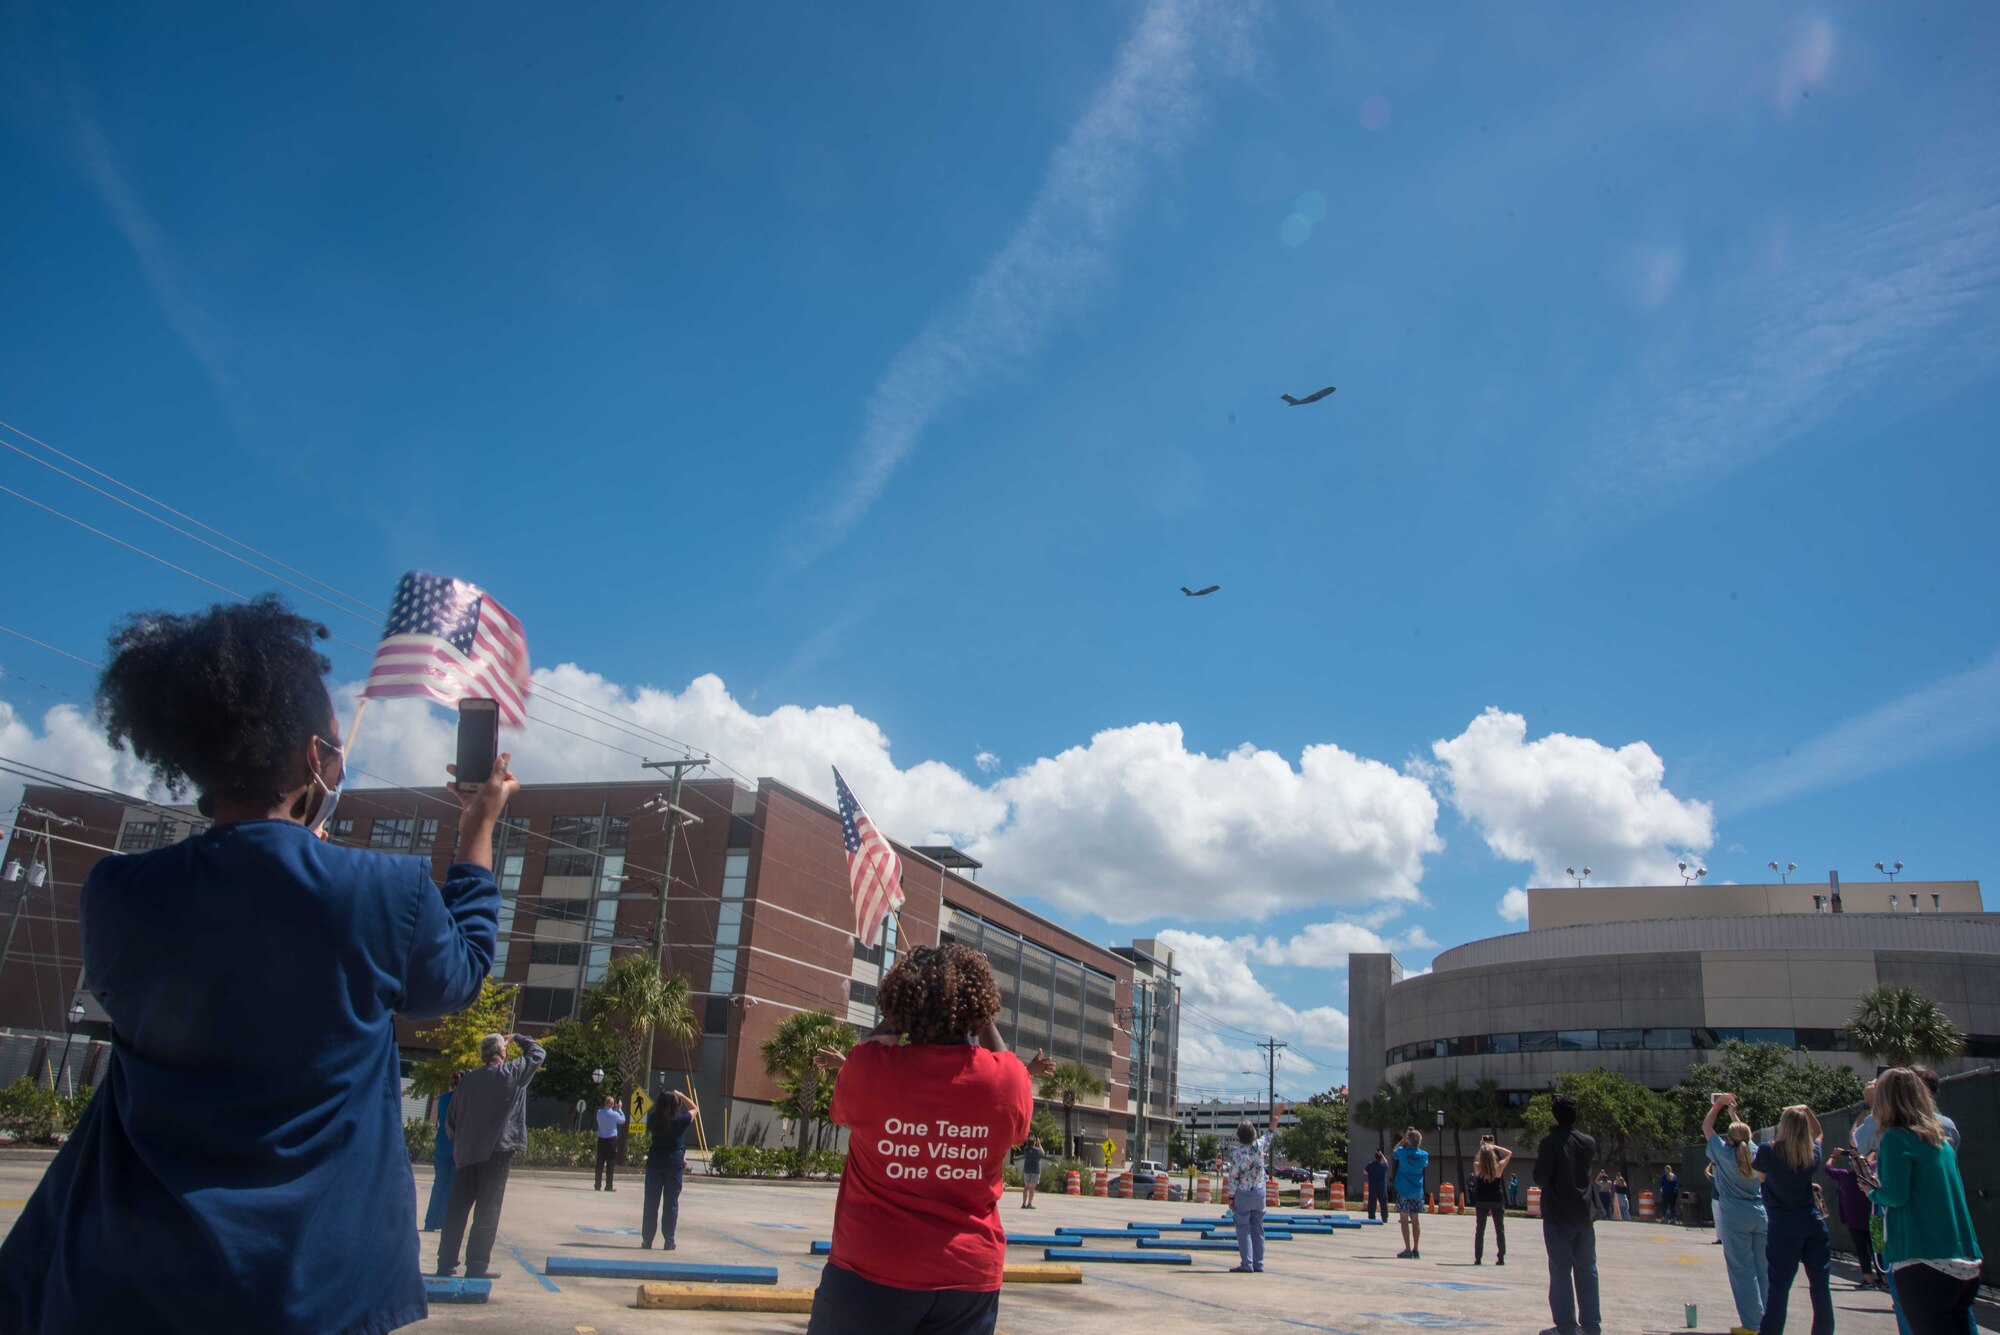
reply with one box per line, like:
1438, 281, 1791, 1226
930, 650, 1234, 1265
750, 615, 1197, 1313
1132, 984, 1150, 1165
637, 756, 709, 1097
1258, 1037, 1288, 1129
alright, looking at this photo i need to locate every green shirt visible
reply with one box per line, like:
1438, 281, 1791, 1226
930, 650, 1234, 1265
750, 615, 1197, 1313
1868, 1127, 1982, 1267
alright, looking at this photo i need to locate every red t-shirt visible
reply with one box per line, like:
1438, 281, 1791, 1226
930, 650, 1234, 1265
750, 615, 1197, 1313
827, 1040, 1033, 1292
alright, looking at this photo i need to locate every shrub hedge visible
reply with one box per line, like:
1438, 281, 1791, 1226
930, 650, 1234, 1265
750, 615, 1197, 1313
708, 1145, 843, 1178
403, 1121, 653, 1168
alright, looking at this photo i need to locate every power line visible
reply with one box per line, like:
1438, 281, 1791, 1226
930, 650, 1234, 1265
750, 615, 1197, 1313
0, 417, 381, 617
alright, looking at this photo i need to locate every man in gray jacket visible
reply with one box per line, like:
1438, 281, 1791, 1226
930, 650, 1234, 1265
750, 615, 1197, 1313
436, 1032, 546, 1278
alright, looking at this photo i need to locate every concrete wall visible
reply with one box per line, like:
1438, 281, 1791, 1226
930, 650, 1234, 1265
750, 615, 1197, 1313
1528, 880, 1982, 930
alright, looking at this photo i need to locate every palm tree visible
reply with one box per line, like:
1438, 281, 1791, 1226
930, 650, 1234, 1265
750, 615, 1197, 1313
1472, 1077, 1507, 1138
1350, 1088, 1388, 1158
760, 1009, 857, 1154
581, 954, 698, 1109
1847, 984, 1965, 1068
1037, 1061, 1106, 1160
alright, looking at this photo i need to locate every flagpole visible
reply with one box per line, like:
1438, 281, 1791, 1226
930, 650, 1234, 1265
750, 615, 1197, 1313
341, 695, 370, 760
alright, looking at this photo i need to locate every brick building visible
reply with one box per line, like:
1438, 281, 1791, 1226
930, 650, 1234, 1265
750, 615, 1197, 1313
1, 775, 1172, 1163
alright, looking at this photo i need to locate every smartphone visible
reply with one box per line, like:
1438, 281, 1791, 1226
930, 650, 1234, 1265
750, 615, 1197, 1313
1710, 1092, 1728, 1105
455, 699, 499, 791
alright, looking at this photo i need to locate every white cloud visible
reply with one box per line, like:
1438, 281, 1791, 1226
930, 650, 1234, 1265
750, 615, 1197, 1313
1421, 707, 1713, 888
974, 750, 1000, 774
66, 95, 237, 411
973, 723, 1441, 923
1244, 918, 1434, 969
0, 698, 156, 819
1720, 650, 2000, 813
343, 665, 1008, 847
1498, 887, 1530, 923
3, 665, 1441, 930
1156, 927, 1348, 1096
794, 0, 1259, 562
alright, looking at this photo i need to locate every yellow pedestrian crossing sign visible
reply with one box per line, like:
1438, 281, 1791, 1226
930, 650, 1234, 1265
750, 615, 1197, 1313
630, 1088, 651, 1122
1101, 1138, 1117, 1165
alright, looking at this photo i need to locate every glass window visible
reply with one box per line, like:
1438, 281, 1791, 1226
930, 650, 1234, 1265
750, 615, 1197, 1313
119, 821, 158, 851
537, 899, 589, 923
1487, 1032, 1520, 1054
1794, 1028, 1841, 1050
546, 815, 602, 876
1558, 1030, 1598, 1051
704, 995, 731, 1033
1644, 1027, 1692, 1049
517, 987, 574, 1025
1745, 1027, 1795, 1047
602, 815, 630, 849
853, 937, 885, 965
530, 941, 583, 966
717, 902, 743, 946
328, 818, 355, 842
708, 947, 738, 993
1600, 1028, 1642, 1050
415, 818, 440, 853
849, 979, 877, 1005
493, 896, 516, 975
368, 817, 415, 850
1520, 1031, 1557, 1052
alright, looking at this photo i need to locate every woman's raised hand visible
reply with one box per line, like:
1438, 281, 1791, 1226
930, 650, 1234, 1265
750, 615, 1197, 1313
1026, 1048, 1056, 1078
813, 1045, 847, 1071
446, 752, 521, 826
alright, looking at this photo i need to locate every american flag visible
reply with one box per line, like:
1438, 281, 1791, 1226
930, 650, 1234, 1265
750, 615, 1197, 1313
362, 571, 531, 725
834, 767, 903, 948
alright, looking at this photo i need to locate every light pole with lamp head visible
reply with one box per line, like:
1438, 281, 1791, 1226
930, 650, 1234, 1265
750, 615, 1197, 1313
1768, 861, 1797, 884
1677, 861, 1708, 886
1565, 866, 1591, 887
1875, 860, 1903, 882
54, 1001, 85, 1095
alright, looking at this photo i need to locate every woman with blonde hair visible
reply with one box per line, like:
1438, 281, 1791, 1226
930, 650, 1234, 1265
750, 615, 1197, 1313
1860, 1068, 1982, 1335
1752, 1103, 1833, 1335
1704, 1094, 1767, 1334
1470, 1138, 1513, 1266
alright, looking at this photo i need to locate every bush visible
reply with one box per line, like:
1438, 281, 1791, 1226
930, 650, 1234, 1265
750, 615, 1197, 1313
406, 1119, 656, 1169
709, 1145, 843, 1179
0, 1079, 92, 1143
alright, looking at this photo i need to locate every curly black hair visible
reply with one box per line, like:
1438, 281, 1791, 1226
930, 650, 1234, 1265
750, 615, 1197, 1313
876, 943, 1002, 1044
96, 596, 333, 812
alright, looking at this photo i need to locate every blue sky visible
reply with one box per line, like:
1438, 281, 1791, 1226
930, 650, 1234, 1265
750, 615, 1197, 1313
2, 2, 1997, 1100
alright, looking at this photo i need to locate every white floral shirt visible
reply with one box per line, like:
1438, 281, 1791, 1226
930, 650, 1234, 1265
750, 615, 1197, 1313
1228, 1133, 1274, 1199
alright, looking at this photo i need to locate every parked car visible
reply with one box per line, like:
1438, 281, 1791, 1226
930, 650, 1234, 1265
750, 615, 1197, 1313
1130, 1172, 1185, 1202
1135, 1160, 1167, 1175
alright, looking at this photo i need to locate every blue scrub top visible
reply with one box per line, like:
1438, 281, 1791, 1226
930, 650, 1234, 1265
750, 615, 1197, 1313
0, 820, 498, 1335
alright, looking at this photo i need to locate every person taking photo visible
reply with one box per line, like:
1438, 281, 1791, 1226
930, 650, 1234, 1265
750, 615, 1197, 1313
1704, 1092, 1767, 1335
0, 597, 513, 1335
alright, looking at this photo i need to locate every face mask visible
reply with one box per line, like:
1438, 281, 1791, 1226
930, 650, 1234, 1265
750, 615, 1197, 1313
307, 737, 345, 835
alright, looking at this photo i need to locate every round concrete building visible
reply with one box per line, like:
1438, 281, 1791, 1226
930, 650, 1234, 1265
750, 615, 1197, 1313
1346, 877, 1998, 1192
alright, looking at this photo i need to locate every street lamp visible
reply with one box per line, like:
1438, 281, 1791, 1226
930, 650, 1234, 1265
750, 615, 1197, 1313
1677, 861, 1707, 886
591, 1067, 605, 1086
1875, 860, 1903, 882
0, 861, 19, 883
1768, 861, 1797, 883
54, 1001, 85, 1095
1565, 866, 1591, 887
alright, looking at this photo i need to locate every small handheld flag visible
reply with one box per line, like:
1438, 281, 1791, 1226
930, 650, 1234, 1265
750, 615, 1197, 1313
362, 571, 531, 725
834, 767, 903, 948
